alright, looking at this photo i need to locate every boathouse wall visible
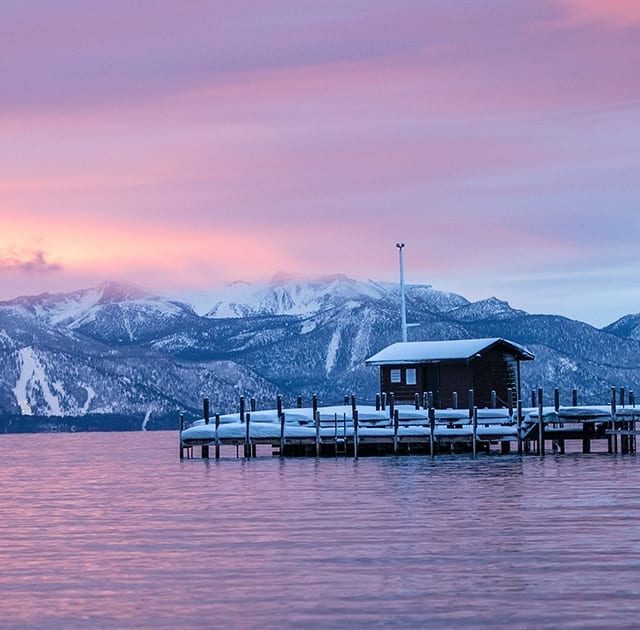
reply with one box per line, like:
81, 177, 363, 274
379, 347, 519, 409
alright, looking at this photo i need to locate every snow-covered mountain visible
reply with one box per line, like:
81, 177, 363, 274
603, 313, 640, 341
183, 273, 469, 318
1, 275, 639, 430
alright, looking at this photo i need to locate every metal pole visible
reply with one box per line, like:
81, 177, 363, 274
396, 242, 407, 342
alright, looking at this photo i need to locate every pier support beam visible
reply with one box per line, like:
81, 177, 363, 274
202, 398, 210, 459
179, 414, 184, 460
582, 421, 592, 454
538, 388, 545, 456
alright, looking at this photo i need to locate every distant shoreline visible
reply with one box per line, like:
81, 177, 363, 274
0, 413, 187, 434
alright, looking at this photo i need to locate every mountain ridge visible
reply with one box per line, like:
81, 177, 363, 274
0, 276, 638, 427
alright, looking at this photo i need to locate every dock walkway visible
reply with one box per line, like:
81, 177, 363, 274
180, 391, 639, 459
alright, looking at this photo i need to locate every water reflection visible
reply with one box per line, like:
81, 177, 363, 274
1, 433, 640, 628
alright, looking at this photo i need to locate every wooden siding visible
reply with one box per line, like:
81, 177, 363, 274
378, 342, 521, 408
470, 348, 517, 407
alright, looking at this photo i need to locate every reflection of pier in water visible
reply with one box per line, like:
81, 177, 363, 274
179, 387, 638, 460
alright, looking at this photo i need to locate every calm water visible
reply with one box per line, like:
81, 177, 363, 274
1, 433, 640, 628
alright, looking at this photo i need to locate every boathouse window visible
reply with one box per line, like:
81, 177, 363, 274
390, 369, 401, 384
406, 368, 417, 385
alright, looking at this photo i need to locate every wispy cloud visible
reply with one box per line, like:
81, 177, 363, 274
555, 0, 640, 27
0, 250, 62, 273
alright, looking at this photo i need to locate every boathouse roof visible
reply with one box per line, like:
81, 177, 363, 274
365, 337, 534, 365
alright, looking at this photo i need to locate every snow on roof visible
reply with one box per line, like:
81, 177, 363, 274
365, 338, 534, 365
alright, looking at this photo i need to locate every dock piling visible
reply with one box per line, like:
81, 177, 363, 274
202, 398, 210, 459
353, 409, 359, 460
179, 413, 184, 460
315, 410, 320, 457
472, 406, 478, 457
468, 389, 474, 419
490, 390, 496, 409
393, 409, 399, 455
240, 396, 246, 424
414, 393, 420, 410
517, 400, 523, 455
215, 413, 220, 459
244, 412, 251, 458
538, 387, 545, 456
280, 411, 285, 455
572, 388, 578, 407
452, 391, 458, 410
611, 386, 618, 454
429, 407, 435, 457
375, 393, 381, 411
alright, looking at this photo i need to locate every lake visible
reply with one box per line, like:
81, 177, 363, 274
1, 432, 640, 628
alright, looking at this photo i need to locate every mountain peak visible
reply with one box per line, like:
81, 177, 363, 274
96, 281, 149, 303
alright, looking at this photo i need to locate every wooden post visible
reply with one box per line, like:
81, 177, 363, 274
240, 396, 246, 424
215, 413, 220, 459
350, 394, 356, 416
452, 391, 458, 410
313, 393, 318, 417
468, 389, 474, 419
554, 388, 560, 412
280, 411, 286, 456
381, 392, 387, 411
202, 398, 210, 459
315, 410, 321, 457
375, 393, 381, 411
344, 394, 350, 406
490, 390, 496, 409
582, 420, 591, 453
517, 400, 523, 455
389, 392, 395, 421
422, 391, 429, 409
429, 407, 435, 457
179, 414, 184, 460
472, 406, 478, 457
428, 391, 434, 410
630, 391, 636, 407
353, 409, 359, 460
249, 397, 255, 412
244, 412, 251, 458
276, 394, 283, 418
611, 386, 618, 454
414, 392, 420, 410
531, 389, 537, 408
393, 409, 399, 455
296, 395, 303, 408
572, 388, 578, 407
538, 387, 545, 456
507, 388, 513, 418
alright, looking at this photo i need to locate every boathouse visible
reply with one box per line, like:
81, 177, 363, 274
365, 338, 534, 409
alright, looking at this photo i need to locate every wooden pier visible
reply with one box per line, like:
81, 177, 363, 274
180, 387, 639, 460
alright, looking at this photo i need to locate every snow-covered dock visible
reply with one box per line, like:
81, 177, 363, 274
180, 388, 639, 459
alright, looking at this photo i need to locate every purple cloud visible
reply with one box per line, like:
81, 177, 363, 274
0, 250, 62, 273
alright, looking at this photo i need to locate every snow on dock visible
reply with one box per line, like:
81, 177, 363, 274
180, 395, 640, 460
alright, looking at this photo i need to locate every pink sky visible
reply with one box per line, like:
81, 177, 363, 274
1, 0, 639, 326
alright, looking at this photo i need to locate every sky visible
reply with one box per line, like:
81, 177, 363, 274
1, 0, 639, 326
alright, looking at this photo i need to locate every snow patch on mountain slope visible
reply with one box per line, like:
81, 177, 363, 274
325, 328, 342, 375
350, 309, 375, 367
13, 347, 63, 416
82, 385, 96, 414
